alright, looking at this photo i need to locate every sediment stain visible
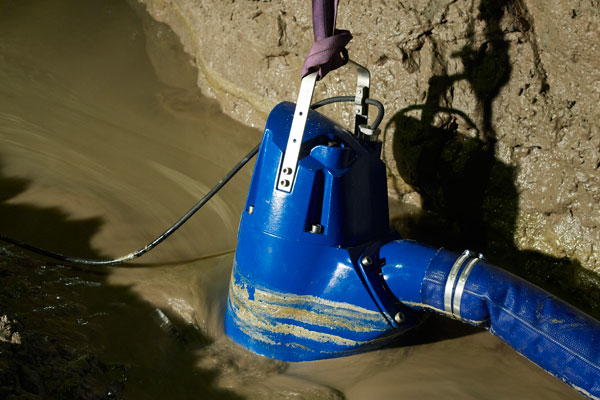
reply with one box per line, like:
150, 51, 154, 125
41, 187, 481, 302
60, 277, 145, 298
227, 270, 392, 351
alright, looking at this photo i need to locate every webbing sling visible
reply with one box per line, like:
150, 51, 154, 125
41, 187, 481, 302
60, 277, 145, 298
301, 0, 352, 79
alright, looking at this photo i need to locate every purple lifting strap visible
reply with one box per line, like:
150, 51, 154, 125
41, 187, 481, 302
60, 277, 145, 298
301, 0, 352, 80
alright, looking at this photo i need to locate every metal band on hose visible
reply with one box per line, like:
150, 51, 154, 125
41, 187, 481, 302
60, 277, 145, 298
452, 257, 481, 317
444, 250, 472, 314
444, 251, 484, 318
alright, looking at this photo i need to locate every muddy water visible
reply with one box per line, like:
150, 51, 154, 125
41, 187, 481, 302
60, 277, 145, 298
0, 1, 582, 399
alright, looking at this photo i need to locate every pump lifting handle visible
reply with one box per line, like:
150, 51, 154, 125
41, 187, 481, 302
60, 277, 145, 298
277, 0, 355, 193
277, 60, 372, 192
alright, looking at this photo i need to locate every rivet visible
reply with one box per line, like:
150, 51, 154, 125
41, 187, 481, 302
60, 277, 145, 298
309, 224, 323, 234
282, 167, 292, 175
280, 179, 290, 187
394, 312, 405, 324
361, 255, 373, 267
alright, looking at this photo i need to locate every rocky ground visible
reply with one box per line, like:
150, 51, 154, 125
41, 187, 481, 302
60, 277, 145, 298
0, 248, 126, 399
136, 0, 600, 309
0, 246, 244, 400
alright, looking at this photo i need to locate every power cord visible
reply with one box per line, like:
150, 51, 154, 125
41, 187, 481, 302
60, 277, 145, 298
310, 96, 384, 130
0, 143, 260, 265
0, 96, 384, 266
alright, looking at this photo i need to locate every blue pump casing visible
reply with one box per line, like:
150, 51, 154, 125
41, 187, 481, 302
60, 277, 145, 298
225, 101, 600, 398
224, 102, 422, 361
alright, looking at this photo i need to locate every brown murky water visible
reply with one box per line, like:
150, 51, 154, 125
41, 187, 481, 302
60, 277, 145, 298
0, 0, 583, 399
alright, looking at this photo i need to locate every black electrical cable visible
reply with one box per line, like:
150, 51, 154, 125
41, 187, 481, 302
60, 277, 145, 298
310, 96, 385, 130
310, 95, 354, 109
0, 142, 260, 266
0, 96, 384, 267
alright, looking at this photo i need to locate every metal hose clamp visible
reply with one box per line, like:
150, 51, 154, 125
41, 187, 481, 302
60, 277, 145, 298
444, 250, 484, 319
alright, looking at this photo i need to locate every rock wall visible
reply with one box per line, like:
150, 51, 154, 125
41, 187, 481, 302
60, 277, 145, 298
137, 0, 600, 307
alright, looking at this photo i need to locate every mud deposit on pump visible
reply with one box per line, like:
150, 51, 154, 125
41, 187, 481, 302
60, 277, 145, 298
0, 1, 583, 399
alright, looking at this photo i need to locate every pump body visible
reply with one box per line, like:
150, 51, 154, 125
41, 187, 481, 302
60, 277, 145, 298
225, 102, 421, 361
224, 102, 600, 398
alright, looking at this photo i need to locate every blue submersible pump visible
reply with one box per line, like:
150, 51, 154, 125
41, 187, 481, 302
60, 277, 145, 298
224, 1, 600, 398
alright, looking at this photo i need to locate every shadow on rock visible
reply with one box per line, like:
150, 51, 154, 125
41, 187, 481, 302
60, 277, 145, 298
385, 0, 600, 319
0, 163, 242, 399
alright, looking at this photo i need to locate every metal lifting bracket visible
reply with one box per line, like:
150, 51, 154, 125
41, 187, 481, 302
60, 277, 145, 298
350, 60, 371, 138
277, 61, 372, 193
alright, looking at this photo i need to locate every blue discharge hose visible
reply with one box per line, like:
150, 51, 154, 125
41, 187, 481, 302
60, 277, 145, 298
380, 240, 600, 399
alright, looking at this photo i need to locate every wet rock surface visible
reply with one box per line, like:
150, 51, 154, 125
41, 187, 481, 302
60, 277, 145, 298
0, 245, 248, 400
137, 0, 600, 309
0, 315, 21, 345
0, 249, 126, 399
